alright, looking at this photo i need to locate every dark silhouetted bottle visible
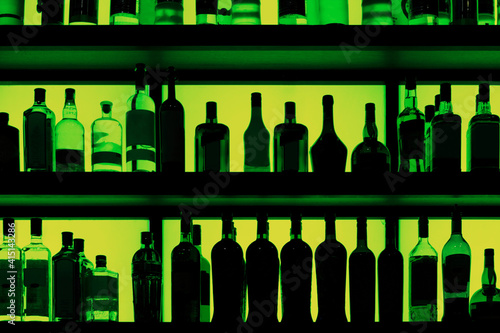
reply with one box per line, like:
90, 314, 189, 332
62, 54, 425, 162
74, 238, 93, 322
193, 224, 210, 322
0, 112, 19, 172
244, 93, 270, 172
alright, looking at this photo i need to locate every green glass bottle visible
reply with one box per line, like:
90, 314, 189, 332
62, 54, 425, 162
424, 104, 435, 172
452, 0, 478, 24
244, 93, 270, 172
232, 0, 261, 24
409, 0, 438, 24
218, 0, 232, 24
193, 224, 210, 322
318, 0, 348, 24
362, 0, 393, 24
0, 0, 24, 24
155, 0, 183, 24
470, 249, 500, 322
478, 0, 494, 24
110, 0, 139, 25
74, 238, 94, 322
196, 0, 217, 24
278, 0, 307, 24
438, 0, 451, 24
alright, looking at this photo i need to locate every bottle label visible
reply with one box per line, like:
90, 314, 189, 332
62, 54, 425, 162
431, 116, 461, 170
24, 261, 49, 316
54, 259, 80, 319
410, 256, 438, 306
469, 122, 499, 162
132, 262, 162, 275
91, 275, 118, 298
92, 151, 122, 165
399, 118, 425, 161
160, 111, 184, 167
126, 109, 155, 147
204, 140, 221, 171
25, 112, 47, 169
443, 254, 470, 294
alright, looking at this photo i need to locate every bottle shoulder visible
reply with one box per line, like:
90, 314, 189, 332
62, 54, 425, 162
56, 118, 84, 129
133, 248, 162, 263
127, 93, 156, 111
281, 238, 312, 254
160, 99, 184, 112
53, 248, 80, 261
399, 106, 424, 119
22, 242, 51, 254
469, 113, 500, 124
246, 238, 278, 254
409, 240, 438, 257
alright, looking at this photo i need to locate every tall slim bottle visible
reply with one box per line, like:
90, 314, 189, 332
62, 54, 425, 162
110, 0, 139, 24
91, 101, 123, 172
69, 0, 98, 24
196, 0, 217, 24
278, 0, 307, 24
362, 0, 393, 24
409, 0, 438, 24
0, 112, 19, 172
74, 238, 94, 322
88, 255, 119, 322
22, 218, 51, 322
193, 224, 210, 322
38, 0, 64, 25
126, 63, 156, 172
0, 218, 22, 322
319, 0, 348, 24
155, 0, 183, 24
469, 249, 500, 321
244, 93, 270, 172
232, 0, 261, 24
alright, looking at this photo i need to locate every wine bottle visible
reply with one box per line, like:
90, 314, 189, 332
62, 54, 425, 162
310, 95, 347, 173
378, 217, 403, 323
409, 216, 438, 322
280, 213, 313, 325
55, 88, 85, 172
88, 255, 119, 321
409, 0, 438, 24
452, 0, 478, 24
155, 0, 183, 24
478, 0, 494, 24
232, 0, 261, 24
74, 238, 94, 322
160, 66, 185, 173
217, 0, 232, 24
424, 104, 435, 172
361, 0, 393, 24
193, 224, 210, 323
244, 93, 270, 172
315, 213, 347, 325
278, 0, 307, 24
0, 0, 24, 24
438, 0, 451, 24
69, 0, 98, 25
22, 218, 51, 322
318, 0, 348, 24
110, 0, 139, 24
351, 103, 391, 173
470, 249, 500, 322
195, 102, 230, 172
126, 63, 156, 172
0, 112, 19, 172
132, 232, 162, 322
349, 216, 375, 323
24, 88, 56, 172
91, 101, 123, 172
171, 212, 201, 323
196, 0, 217, 24
274, 102, 308, 172
246, 213, 279, 328
38, 0, 64, 25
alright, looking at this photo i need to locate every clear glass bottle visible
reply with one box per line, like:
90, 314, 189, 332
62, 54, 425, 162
24, 88, 56, 172
274, 102, 308, 172
424, 104, 435, 172
193, 224, 210, 323
91, 101, 123, 172
318, 0, 348, 24
278, 0, 307, 24
0, 0, 24, 24
0, 112, 19, 172
244, 93, 270, 172
126, 63, 156, 172
155, 0, 183, 24
232, 0, 261, 24
69, 0, 98, 25
88, 255, 119, 322
74, 238, 94, 322
452, 0, 478, 24
362, 0, 393, 24
438, 0, 451, 24
478, 0, 494, 24
195, 102, 230, 172
470, 249, 500, 322
22, 218, 51, 322
55, 88, 85, 172
110, 0, 139, 24
409, 0, 438, 24
196, 0, 217, 24
38, 0, 64, 25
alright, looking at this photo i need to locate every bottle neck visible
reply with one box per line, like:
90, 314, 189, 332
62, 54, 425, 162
257, 230, 269, 240
207, 116, 217, 124
404, 88, 418, 109
285, 114, 296, 124
34, 100, 47, 107
437, 100, 453, 115
325, 220, 336, 240
385, 223, 396, 249
63, 99, 77, 119
321, 107, 334, 134
181, 231, 192, 243
451, 218, 462, 235
291, 231, 302, 240
357, 223, 367, 248
168, 78, 176, 100
482, 255, 497, 289
141, 242, 154, 249
363, 116, 377, 141
102, 111, 112, 119
222, 231, 233, 240
30, 235, 43, 244
477, 100, 491, 115
251, 104, 264, 125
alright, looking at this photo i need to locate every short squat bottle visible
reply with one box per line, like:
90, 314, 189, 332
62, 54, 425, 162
88, 255, 119, 322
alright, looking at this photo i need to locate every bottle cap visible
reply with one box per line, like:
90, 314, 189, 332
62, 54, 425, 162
3, 218, 14, 236
110, 0, 136, 15
323, 95, 334, 107
141, 231, 153, 245
405, 75, 416, 90
478, 83, 490, 102
285, 102, 295, 120
440, 83, 451, 102
100, 101, 113, 114
485, 248, 494, 256
192, 224, 201, 246
62, 231, 73, 247
65, 88, 75, 100
251, 93, 262, 107
74, 238, 84, 252
0, 112, 8, 126
425, 105, 435, 122
206, 102, 217, 120
365, 103, 375, 122
96, 255, 107, 267
35, 88, 46, 103
31, 218, 42, 236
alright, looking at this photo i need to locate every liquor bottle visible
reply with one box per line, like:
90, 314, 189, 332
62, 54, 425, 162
392, 0, 409, 24
349, 216, 375, 323
110, 0, 139, 24
0, 112, 19, 172
424, 104, 435, 172
362, 0, 393, 24
160, 66, 185, 173
91, 101, 123, 172
351, 103, 391, 173
132, 232, 162, 322
126, 63, 156, 172
431, 83, 462, 173
193, 224, 210, 322
442, 206, 471, 322
278, 0, 307, 24
280, 213, 313, 325
438, 0, 451, 24
315, 213, 347, 325
0, 218, 23, 322
274, 102, 308, 172
139, 0, 155, 24
171, 212, 201, 323
55, 88, 85, 172
155, 0, 183, 24
195, 102, 230, 172
470, 249, 500, 321
378, 217, 403, 323
310, 95, 347, 173
211, 213, 246, 330
88, 255, 119, 321
318, 0, 348, 24
22, 218, 51, 321
452, 0, 478, 24
244, 93, 270, 172
24, 88, 56, 172
74, 238, 94, 322
52, 232, 81, 322
69, 0, 98, 25
196, 0, 217, 24
246, 213, 279, 328
478, 0, 494, 24
409, 0, 438, 24
398, 76, 425, 173
38, 0, 64, 25
218, 0, 232, 24
409, 216, 438, 321
232, 0, 261, 24
467, 83, 499, 172
0, 0, 24, 24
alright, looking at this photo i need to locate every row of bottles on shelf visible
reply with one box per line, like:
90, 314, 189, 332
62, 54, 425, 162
0, 0, 497, 26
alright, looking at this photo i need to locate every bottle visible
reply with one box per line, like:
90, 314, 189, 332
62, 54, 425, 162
91, 101, 123, 172
171, 212, 201, 323
424, 104, 435, 172
38, 0, 64, 25
55, 88, 85, 172
22, 218, 51, 322
0, 0, 24, 24
110, 0, 139, 24
442, 206, 471, 322
246, 213, 279, 328
88, 255, 119, 321
160, 66, 185, 173
195, 102, 230, 172
318, 0, 349, 24
132, 232, 162, 322
315, 213, 347, 325
431, 83, 462, 173
218, 0, 232, 24
23, 88, 56, 172
478, 0, 494, 24
69, 0, 98, 25
126, 63, 156, 172
139, 0, 156, 24
280, 213, 313, 325
52, 232, 81, 322
196, 0, 218, 24
74, 238, 94, 322
0, 218, 23, 322
438, 0, 451, 24
244, 92, 270, 172
470, 249, 500, 321
193, 224, 210, 322
274, 102, 308, 172
278, 0, 307, 24
155, 0, 183, 24
351, 103, 391, 173
398, 75, 425, 173
362, 0, 393, 24
409, 216, 438, 322
232, 0, 261, 24
310, 95, 347, 173
392, 0, 409, 24
378, 217, 403, 323
349, 216, 375, 323
409, 0, 438, 24
467, 83, 499, 172
211, 213, 246, 330
0, 112, 19, 172
452, 0, 478, 24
